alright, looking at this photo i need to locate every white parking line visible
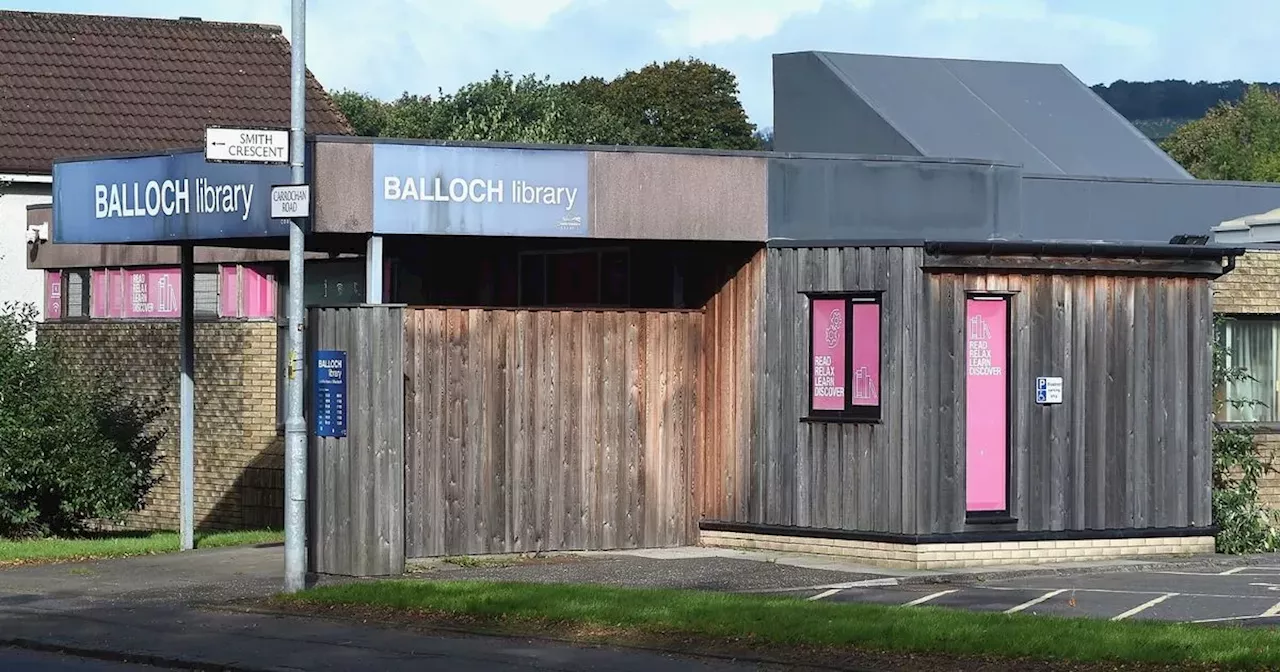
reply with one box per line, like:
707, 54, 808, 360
807, 588, 842, 601
1004, 589, 1067, 614
1219, 567, 1248, 575
902, 589, 958, 607
742, 577, 900, 594
1262, 600, 1280, 617
1111, 593, 1177, 621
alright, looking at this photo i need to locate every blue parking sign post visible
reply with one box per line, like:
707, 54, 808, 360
313, 350, 347, 438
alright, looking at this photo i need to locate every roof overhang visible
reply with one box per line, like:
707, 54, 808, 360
1, 172, 52, 184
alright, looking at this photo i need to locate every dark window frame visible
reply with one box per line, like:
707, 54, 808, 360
802, 290, 883, 424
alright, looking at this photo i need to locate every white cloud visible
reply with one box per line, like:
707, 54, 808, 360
916, 0, 1154, 51
660, 0, 872, 48
9, 0, 1280, 129
452, 0, 578, 28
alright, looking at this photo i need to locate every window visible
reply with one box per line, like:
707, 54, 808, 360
1219, 317, 1280, 422
64, 270, 89, 319
806, 292, 882, 421
964, 295, 1011, 518
518, 248, 630, 308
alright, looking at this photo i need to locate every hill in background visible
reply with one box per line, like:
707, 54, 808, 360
1091, 79, 1280, 141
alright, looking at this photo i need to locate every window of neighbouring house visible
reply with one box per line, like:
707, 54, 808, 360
45, 271, 63, 320
1219, 317, 1280, 422
86, 267, 221, 319
64, 270, 89, 319
807, 292, 882, 421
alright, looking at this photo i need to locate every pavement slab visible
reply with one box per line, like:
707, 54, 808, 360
421, 554, 878, 592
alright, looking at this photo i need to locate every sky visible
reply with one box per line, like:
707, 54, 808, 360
12, 0, 1280, 129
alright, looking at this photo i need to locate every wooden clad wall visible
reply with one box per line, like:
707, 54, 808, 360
699, 250, 765, 523
710, 246, 924, 534
404, 308, 701, 558
920, 270, 1214, 534
308, 306, 406, 577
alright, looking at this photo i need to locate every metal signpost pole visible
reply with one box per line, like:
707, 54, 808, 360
179, 245, 195, 551
283, 0, 308, 594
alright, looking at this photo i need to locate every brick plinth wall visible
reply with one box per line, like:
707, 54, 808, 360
701, 530, 1215, 569
37, 320, 282, 531
1213, 250, 1280, 512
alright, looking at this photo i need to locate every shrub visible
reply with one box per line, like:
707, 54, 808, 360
0, 302, 165, 537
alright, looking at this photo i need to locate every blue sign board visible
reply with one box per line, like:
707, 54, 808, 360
372, 143, 590, 237
313, 350, 348, 438
53, 151, 293, 243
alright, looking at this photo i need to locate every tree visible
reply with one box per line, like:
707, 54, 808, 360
1161, 85, 1280, 181
0, 303, 164, 537
331, 90, 390, 137
331, 59, 760, 150
579, 58, 761, 150
428, 72, 635, 145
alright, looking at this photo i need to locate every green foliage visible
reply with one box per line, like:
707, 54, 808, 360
1210, 316, 1280, 553
1091, 79, 1280, 126
331, 90, 391, 137
1161, 85, 1280, 181
332, 58, 760, 150
0, 303, 165, 538
573, 58, 760, 150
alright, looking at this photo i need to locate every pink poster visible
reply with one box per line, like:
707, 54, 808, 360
90, 270, 111, 318
849, 302, 880, 406
109, 269, 125, 318
45, 271, 62, 320
122, 269, 181, 318
220, 265, 239, 318
811, 299, 846, 411
965, 298, 1008, 512
242, 266, 276, 318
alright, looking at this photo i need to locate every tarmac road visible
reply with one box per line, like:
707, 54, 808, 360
0, 648, 173, 671
782, 563, 1280, 625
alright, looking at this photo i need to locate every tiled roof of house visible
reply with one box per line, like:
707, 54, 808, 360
0, 10, 353, 174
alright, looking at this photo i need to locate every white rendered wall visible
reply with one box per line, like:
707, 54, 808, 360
0, 182, 51, 320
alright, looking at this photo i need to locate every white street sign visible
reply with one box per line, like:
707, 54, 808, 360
205, 126, 289, 164
271, 184, 311, 219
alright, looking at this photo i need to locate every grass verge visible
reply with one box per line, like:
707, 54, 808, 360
0, 529, 283, 566
278, 580, 1280, 670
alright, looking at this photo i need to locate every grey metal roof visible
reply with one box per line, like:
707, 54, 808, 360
784, 51, 1192, 180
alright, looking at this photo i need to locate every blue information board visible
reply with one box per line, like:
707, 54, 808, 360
313, 350, 348, 438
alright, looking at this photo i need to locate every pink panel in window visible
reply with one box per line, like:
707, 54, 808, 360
810, 298, 846, 411
221, 265, 240, 318
965, 298, 1009, 512
849, 302, 880, 406
242, 266, 275, 318
45, 271, 62, 320
121, 268, 181, 318
91, 269, 109, 318
109, 269, 125, 318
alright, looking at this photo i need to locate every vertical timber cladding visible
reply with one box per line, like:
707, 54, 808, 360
404, 308, 702, 558
308, 306, 406, 577
752, 247, 925, 535
699, 250, 766, 524
920, 266, 1214, 534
